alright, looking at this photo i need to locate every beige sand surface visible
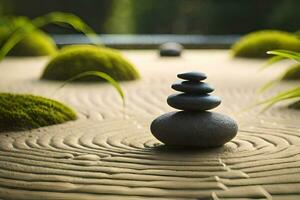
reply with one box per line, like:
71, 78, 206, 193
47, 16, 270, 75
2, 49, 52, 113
0, 50, 299, 199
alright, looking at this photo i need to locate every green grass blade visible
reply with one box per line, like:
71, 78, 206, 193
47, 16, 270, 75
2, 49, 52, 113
257, 50, 300, 111
0, 12, 100, 62
258, 72, 287, 93
55, 71, 125, 106
257, 86, 300, 111
257, 78, 279, 93
267, 50, 300, 62
260, 86, 300, 104
31, 12, 101, 44
0, 23, 36, 61
260, 55, 285, 71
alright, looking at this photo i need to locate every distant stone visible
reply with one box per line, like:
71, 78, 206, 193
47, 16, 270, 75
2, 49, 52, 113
167, 94, 221, 111
159, 42, 183, 57
177, 72, 207, 81
172, 81, 214, 94
150, 111, 238, 148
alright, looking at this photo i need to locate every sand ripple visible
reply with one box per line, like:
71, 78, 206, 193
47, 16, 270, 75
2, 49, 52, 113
0, 51, 300, 199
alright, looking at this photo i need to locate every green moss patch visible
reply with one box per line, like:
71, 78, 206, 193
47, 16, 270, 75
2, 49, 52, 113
0, 93, 77, 132
288, 100, 300, 110
8, 30, 57, 57
41, 45, 140, 81
282, 64, 300, 80
232, 30, 300, 58
0, 17, 57, 57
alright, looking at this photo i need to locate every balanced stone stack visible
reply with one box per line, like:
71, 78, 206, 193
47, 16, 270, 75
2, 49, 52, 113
150, 72, 238, 148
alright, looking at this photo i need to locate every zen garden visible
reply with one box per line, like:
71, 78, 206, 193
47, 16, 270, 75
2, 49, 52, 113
0, 0, 299, 199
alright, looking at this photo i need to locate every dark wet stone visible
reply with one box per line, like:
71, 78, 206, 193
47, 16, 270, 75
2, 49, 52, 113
167, 94, 221, 111
150, 111, 238, 148
159, 42, 183, 57
171, 81, 214, 94
177, 72, 207, 81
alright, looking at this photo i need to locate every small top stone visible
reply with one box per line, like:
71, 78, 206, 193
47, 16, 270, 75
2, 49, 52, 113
177, 72, 207, 81
159, 42, 183, 57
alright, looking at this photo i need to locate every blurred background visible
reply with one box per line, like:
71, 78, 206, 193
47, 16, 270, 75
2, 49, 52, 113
1, 0, 299, 48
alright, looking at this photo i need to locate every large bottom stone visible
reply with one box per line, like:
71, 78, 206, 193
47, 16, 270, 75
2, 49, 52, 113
150, 111, 238, 148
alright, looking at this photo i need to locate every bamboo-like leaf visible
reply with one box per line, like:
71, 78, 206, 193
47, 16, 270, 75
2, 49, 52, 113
31, 12, 101, 44
257, 86, 300, 111
261, 86, 300, 104
260, 55, 285, 71
257, 78, 279, 93
0, 12, 100, 62
258, 71, 288, 93
259, 50, 300, 92
267, 50, 300, 62
0, 23, 36, 61
258, 50, 300, 110
55, 71, 125, 106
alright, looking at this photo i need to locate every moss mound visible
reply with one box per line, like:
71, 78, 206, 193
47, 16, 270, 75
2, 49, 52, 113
8, 31, 57, 57
289, 100, 300, 110
232, 30, 300, 58
282, 64, 300, 80
41, 45, 140, 81
0, 17, 57, 57
0, 93, 77, 132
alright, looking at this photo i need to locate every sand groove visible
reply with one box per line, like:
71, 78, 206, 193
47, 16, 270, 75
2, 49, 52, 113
0, 50, 300, 199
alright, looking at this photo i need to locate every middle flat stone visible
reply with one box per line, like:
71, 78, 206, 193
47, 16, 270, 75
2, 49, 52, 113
167, 94, 221, 111
171, 81, 214, 94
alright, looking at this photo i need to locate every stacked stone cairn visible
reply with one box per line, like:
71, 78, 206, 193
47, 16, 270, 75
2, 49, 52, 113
150, 72, 238, 148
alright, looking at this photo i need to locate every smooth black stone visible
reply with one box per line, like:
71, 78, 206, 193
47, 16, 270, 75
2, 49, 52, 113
167, 94, 221, 111
171, 81, 214, 94
159, 42, 183, 57
177, 72, 206, 81
150, 111, 238, 148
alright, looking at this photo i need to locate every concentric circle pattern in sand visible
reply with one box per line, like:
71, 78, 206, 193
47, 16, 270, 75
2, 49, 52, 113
0, 50, 299, 199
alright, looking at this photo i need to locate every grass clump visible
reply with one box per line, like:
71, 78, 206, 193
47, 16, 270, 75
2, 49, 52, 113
41, 45, 140, 81
0, 17, 57, 57
259, 50, 300, 110
232, 30, 300, 58
0, 93, 77, 132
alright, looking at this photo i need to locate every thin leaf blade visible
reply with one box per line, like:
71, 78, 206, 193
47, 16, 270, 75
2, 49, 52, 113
267, 50, 300, 62
257, 86, 300, 111
0, 23, 36, 61
260, 55, 285, 71
55, 71, 125, 106
0, 12, 100, 62
32, 12, 101, 44
257, 78, 279, 93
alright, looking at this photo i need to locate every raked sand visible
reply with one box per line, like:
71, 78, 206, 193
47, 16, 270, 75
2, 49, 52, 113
0, 50, 299, 199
